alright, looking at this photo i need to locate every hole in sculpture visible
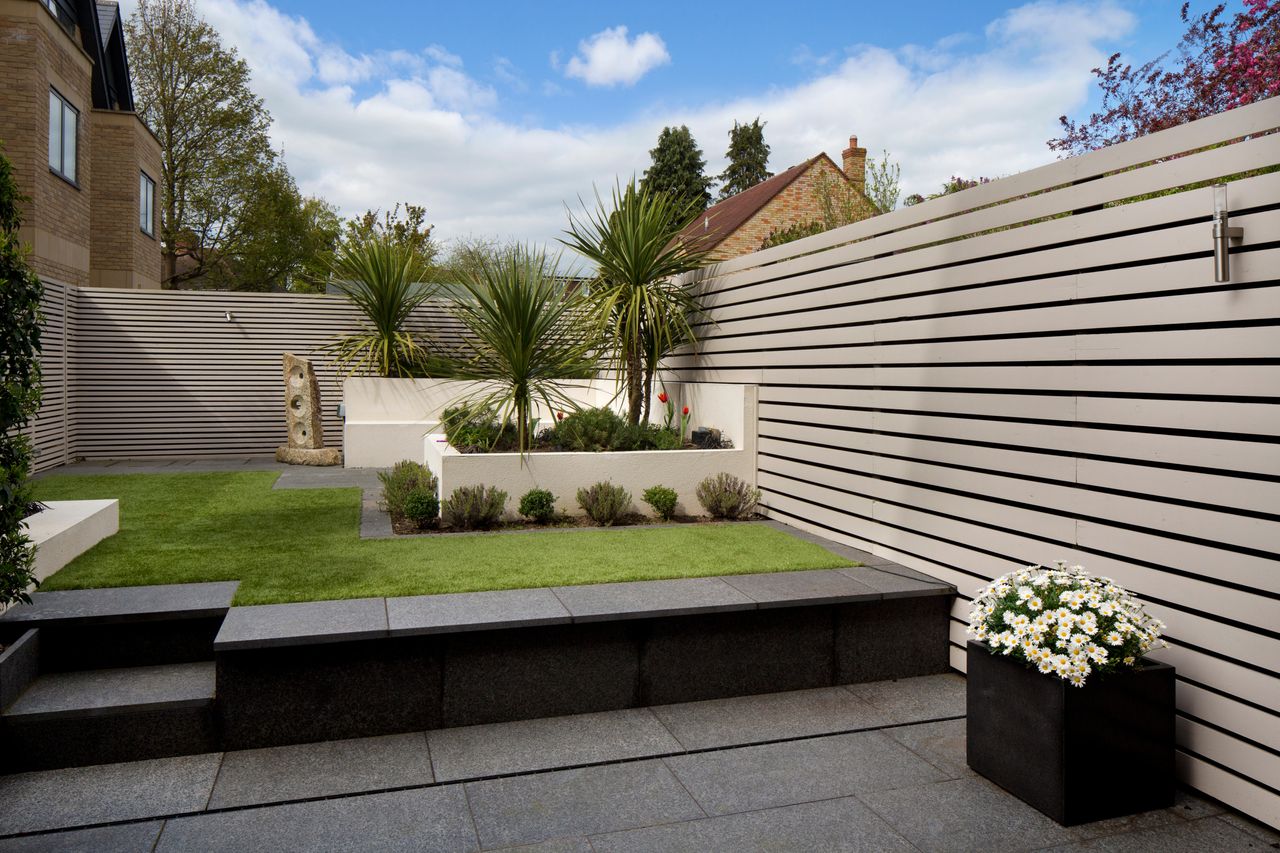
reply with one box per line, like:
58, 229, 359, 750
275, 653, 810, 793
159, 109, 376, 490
290, 396, 303, 411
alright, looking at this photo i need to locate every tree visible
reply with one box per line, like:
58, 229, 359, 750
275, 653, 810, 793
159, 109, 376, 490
1050, 1, 1279, 155
342, 203, 439, 274
445, 247, 599, 453
562, 180, 716, 425
864, 150, 903, 214
126, 0, 282, 287
759, 168, 879, 250
0, 143, 42, 606
641, 126, 712, 214
717, 118, 772, 200
902, 176, 992, 207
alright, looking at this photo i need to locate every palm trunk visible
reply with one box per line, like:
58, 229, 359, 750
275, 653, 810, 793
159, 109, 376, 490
626, 344, 643, 425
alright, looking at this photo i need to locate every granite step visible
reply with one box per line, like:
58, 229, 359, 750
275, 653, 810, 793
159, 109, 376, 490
1, 661, 217, 772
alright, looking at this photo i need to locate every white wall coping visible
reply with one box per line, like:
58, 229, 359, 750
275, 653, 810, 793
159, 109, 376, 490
21, 499, 119, 586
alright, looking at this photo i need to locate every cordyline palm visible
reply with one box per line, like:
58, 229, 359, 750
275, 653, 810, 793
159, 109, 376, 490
561, 180, 715, 425
321, 236, 435, 377
445, 246, 599, 453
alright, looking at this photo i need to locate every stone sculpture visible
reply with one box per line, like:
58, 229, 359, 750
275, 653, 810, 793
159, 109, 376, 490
275, 353, 341, 465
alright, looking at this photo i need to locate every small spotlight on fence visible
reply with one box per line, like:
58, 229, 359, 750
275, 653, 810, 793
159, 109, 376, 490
1212, 184, 1244, 283
224, 311, 234, 323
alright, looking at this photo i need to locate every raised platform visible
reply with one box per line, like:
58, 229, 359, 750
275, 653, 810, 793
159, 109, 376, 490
20, 499, 119, 586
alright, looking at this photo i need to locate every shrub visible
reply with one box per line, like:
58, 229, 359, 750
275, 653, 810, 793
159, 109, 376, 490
642, 485, 679, 521
518, 488, 556, 524
442, 485, 507, 529
577, 481, 632, 526
442, 406, 512, 452
554, 407, 626, 452
378, 461, 439, 517
695, 473, 761, 519
401, 490, 440, 528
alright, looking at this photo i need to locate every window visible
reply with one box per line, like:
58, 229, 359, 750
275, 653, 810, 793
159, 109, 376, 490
48, 89, 78, 183
140, 172, 156, 236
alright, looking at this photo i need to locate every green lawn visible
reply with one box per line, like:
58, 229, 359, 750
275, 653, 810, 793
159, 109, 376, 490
33, 471, 852, 606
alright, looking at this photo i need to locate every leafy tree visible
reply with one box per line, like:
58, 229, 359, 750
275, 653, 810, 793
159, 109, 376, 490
902, 176, 992, 207
716, 118, 772, 200
562, 180, 715, 425
758, 168, 878, 250
1050, 1, 1279, 155
641, 126, 712, 214
342, 203, 439, 274
444, 247, 599, 453
0, 143, 42, 605
864, 150, 903, 214
126, 0, 282, 287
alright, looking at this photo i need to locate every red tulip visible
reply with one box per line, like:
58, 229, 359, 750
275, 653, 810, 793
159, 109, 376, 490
556, 411, 564, 420
682, 406, 689, 415
658, 392, 668, 403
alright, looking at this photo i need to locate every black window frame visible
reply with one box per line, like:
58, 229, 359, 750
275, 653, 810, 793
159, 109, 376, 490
48, 87, 79, 185
139, 171, 157, 237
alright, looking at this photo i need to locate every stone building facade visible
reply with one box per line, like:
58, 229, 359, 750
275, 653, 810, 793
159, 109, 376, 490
680, 135, 873, 261
0, 0, 162, 289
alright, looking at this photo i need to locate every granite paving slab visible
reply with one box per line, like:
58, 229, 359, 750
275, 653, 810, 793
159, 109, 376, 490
550, 577, 755, 622
213, 597, 388, 650
490, 840, 594, 853
0, 821, 164, 853
1218, 810, 1280, 844
157, 785, 478, 853
428, 708, 681, 781
465, 759, 704, 849
1033, 817, 1272, 851
718, 569, 880, 607
387, 588, 571, 637
0, 582, 239, 626
589, 795, 917, 853
838, 565, 954, 598
271, 468, 380, 490
4, 662, 214, 720
845, 673, 967, 724
207, 732, 435, 809
663, 730, 949, 816
0, 753, 222, 835
883, 717, 972, 779
858, 776, 1079, 852
650, 686, 890, 750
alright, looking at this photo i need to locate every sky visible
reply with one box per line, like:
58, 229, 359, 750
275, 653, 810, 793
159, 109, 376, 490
118, 0, 1221, 249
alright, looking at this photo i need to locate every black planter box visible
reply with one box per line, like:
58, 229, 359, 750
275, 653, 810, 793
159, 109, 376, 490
966, 640, 1175, 826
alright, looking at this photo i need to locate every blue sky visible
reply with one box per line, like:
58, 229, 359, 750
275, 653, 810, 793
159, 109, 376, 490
118, 0, 1231, 247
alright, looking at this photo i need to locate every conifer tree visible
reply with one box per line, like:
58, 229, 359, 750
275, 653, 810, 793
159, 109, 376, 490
640, 126, 712, 215
716, 118, 772, 200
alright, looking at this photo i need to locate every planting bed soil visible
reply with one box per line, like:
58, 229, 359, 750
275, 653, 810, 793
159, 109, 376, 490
389, 512, 759, 536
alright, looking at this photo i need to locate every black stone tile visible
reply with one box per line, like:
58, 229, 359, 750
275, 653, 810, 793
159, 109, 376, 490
551, 578, 755, 622
835, 596, 951, 683
641, 607, 834, 705
208, 733, 434, 809
663, 730, 949, 816
441, 623, 639, 727
217, 636, 441, 749
0, 582, 238, 626
5, 662, 213, 720
846, 674, 968, 725
0, 754, 221, 835
3, 705, 218, 772
838, 566, 953, 599
0, 629, 39, 711
719, 569, 880, 608
38, 617, 226, 671
157, 785, 479, 853
0, 820, 163, 852
214, 598, 388, 650
590, 795, 917, 852
466, 759, 702, 848
387, 588, 570, 637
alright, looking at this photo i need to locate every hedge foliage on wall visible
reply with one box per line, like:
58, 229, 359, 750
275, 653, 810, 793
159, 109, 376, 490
0, 142, 43, 605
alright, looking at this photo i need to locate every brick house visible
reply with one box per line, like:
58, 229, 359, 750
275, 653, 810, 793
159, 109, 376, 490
1, 0, 162, 289
680, 135, 871, 260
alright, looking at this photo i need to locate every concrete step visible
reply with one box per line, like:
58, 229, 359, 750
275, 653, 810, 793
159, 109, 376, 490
1, 661, 217, 772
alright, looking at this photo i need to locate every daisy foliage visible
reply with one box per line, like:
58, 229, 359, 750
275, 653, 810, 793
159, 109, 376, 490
967, 562, 1166, 687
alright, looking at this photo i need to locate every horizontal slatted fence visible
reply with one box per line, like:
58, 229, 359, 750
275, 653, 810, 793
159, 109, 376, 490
30, 281, 72, 472
32, 289, 467, 460
670, 98, 1280, 827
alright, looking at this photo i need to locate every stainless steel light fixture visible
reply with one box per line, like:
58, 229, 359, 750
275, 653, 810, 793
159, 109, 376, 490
1212, 184, 1244, 283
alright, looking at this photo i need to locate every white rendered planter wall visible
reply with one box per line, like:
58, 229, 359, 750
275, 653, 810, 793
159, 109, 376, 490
21, 500, 119, 585
424, 384, 758, 518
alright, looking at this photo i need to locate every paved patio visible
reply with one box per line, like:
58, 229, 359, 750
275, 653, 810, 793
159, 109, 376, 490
0, 673, 1274, 852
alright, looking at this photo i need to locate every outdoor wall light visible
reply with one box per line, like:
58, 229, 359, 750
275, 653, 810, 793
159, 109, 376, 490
224, 311, 235, 322
1212, 184, 1244, 283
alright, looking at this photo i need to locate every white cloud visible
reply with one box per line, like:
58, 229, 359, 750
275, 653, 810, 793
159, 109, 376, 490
160, 0, 1133, 249
563, 26, 670, 87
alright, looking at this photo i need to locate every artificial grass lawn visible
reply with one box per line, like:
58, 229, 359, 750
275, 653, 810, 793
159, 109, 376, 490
34, 471, 852, 606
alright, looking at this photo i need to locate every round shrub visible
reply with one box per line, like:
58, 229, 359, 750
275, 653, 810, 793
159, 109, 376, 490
576, 481, 632, 526
695, 472, 761, 520
401, 490, 440, 528
378, 460, 439, 518
642, 485, 679, 521
442, 484, 508, 530
554, 407, 626, 452
518, 488, 557, 524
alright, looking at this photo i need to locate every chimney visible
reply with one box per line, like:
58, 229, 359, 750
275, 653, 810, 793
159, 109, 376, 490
842, 134, 867, 193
